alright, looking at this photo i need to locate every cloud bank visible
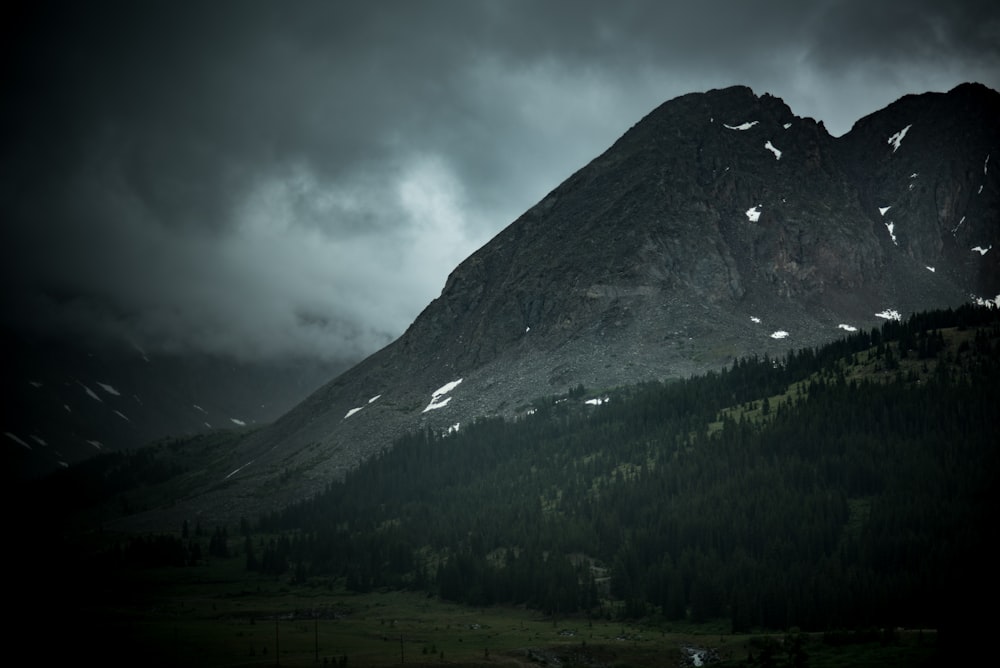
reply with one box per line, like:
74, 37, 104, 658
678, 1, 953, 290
2, 0, 997, 361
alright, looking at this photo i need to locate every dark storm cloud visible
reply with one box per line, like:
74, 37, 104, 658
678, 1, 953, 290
2, 1, 997, 362
808, 0, 1000, 65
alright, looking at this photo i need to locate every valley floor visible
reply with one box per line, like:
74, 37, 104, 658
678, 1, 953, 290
28, 557, 942, 668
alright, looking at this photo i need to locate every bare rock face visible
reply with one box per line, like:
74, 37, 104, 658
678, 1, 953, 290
128, 84, 1000, 528
839, 82, 1000, 298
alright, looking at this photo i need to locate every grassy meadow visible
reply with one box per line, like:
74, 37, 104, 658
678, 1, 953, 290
41, 550, 941, 668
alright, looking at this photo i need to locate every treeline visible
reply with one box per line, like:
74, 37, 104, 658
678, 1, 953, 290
246, 305, 999, 631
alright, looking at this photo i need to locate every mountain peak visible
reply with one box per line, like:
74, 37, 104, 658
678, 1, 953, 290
618, 85, 802, 146
948, 80, 996, 96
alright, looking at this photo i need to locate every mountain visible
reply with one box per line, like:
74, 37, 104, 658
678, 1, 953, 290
1, 330, 345, 478
117, 83, 999, 528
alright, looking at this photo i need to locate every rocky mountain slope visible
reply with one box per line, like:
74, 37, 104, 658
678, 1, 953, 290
117, 83, 999, 528
1, 330, 344, 478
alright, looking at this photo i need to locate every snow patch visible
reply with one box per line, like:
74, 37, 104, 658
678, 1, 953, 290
985, 154, 991, 175
972, 245, 992, 256
750, 316, 761, 324
888, 124, 912, 152
838, 324, 858, 332
97, 382, 121, 396
431, 379, 463, 397
978, 184, 984, 194
875, 309, 902, 321
230, 418, 247, 426
585, 396, 610, 406
745, 205, 762, 222
447, 422, 461, 434
764, 140, 782, 160
910, 172, 919, 179
86, 440, 103, 450
783, 122, 792, 129
30, 434, 47, 446
132, 342, 150, 362
952, 216, 966, 235
193, 404, 207, 414
79, 382, 102, 402
63, 404, 71, 412
423, 378, 463, 413
724, 120, 759, 131
770, 331, 789, 339
224, 460, 255, 480
425, 396, 453, 411
114, 410, 130, 422
926, 266, 935, 272
28, 380, 43, 388
972, 294, 1000, 309
878, 206, 891, 216
343, 395, 381, 418
5, 432, 31, 450
885, 221, 897, 245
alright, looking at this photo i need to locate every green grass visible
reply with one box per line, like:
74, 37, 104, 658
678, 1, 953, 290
705, 325, 983, 437
40, 551, 942, 667
45, 552, 729, 666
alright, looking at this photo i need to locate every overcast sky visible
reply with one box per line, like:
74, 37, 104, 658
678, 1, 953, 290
2, 0, 998, 363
